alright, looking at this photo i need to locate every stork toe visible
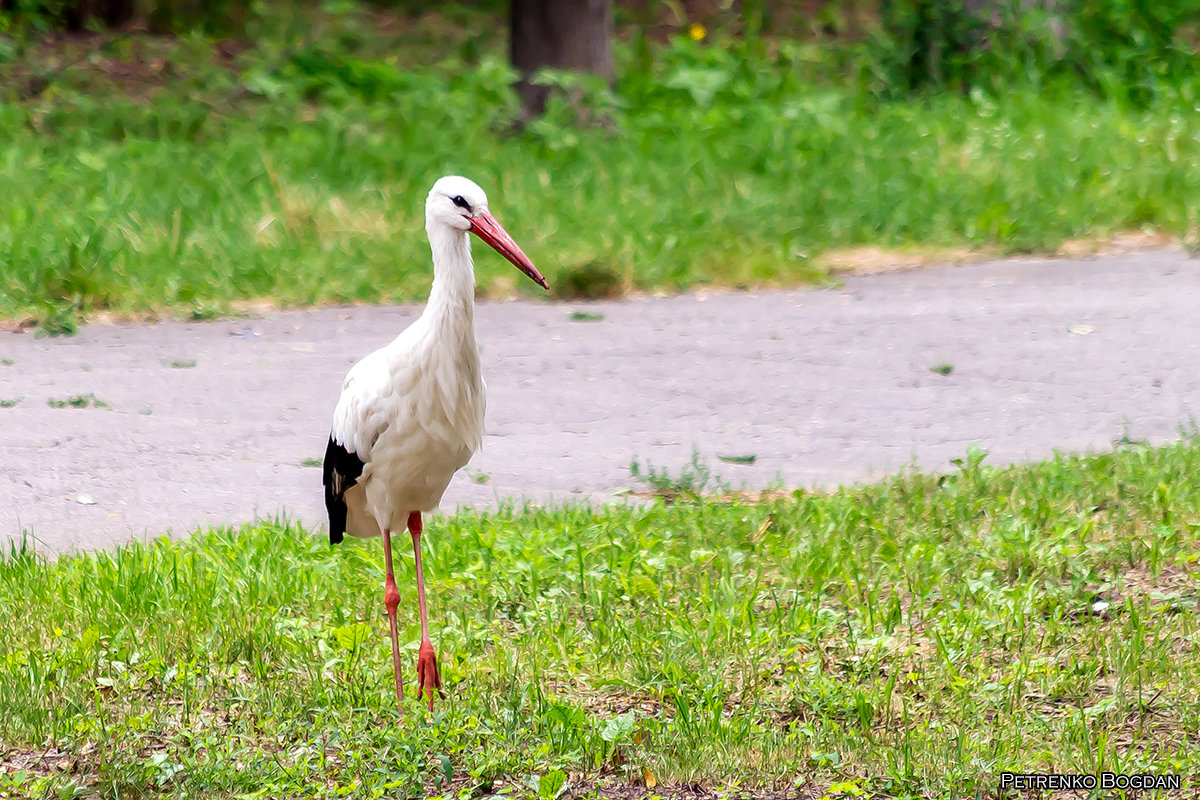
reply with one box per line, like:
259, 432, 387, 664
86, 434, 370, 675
416, 640, 444, 709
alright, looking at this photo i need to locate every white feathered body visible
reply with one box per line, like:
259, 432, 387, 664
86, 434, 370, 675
329, 227, 486, 538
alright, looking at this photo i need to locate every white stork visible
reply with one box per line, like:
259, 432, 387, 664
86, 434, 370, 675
323, 176, 548, 713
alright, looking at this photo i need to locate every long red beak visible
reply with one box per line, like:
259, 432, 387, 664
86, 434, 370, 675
470, 211, 549, 291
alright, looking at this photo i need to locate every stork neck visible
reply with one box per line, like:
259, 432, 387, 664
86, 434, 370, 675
424, 225, 477, 328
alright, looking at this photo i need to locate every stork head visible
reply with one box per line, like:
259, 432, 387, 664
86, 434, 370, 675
426, 176, 549, 290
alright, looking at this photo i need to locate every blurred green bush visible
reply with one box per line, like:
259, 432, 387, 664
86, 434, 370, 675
863, 0, 1200, 105
3, 1, 1198, 105
5, 0, 1198, 104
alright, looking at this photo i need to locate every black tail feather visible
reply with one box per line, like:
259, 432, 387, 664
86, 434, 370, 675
322, 434, 364, 545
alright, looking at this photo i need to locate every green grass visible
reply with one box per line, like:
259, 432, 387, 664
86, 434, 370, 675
46, 393, 108, 409
3, 441, 1200, 798
1, 8, 1199, 327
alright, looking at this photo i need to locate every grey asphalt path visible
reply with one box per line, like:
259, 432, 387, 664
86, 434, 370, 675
2, 249, 1198, 553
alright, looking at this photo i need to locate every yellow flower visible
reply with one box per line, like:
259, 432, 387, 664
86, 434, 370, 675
688, 23, 707, 41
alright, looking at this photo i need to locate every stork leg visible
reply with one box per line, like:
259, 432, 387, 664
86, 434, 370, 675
381, 528, 405, 716
408, 510, 443, 710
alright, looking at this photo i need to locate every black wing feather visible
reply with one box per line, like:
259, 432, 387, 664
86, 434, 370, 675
323, 434, 364, 545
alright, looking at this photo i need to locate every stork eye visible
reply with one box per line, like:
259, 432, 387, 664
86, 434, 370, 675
451, 195, 471, 211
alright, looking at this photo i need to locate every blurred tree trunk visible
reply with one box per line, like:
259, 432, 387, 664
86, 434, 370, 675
511, 0, 614, 123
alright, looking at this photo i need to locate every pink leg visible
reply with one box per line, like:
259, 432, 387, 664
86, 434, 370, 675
409, 511, 443, 710
381, 528, 405, 715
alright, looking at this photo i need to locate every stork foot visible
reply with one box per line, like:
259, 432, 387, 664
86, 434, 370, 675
416, 640, 444, 710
